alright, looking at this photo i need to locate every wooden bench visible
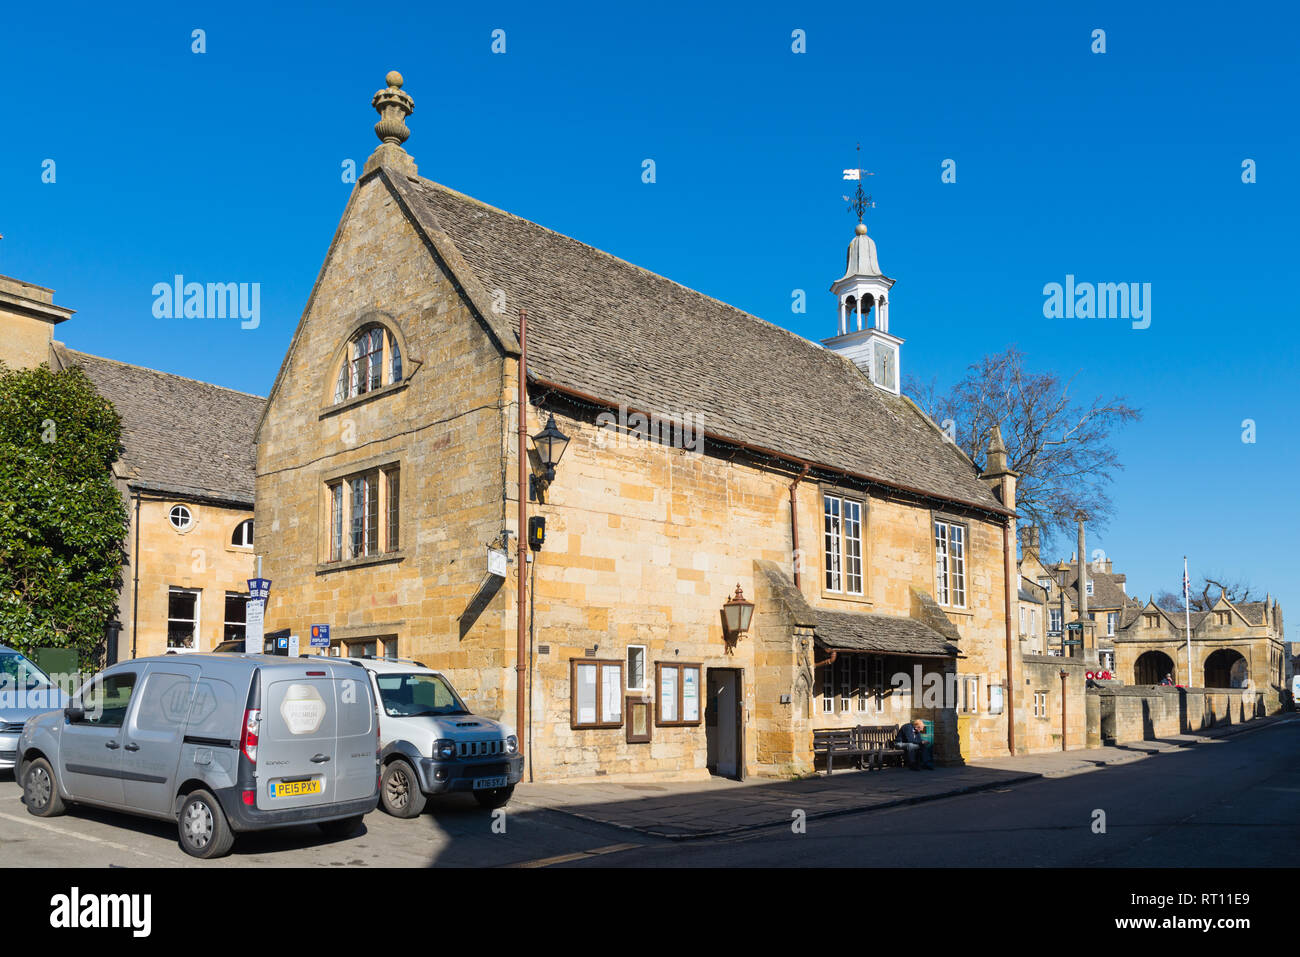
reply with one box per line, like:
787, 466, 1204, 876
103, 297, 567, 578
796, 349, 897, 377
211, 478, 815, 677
812, 729, 863, 775
856, 725, 907, 769
813, 725, 907, 774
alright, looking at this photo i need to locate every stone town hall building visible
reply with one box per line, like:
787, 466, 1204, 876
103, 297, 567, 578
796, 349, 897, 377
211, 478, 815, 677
257, 73, 1042, 781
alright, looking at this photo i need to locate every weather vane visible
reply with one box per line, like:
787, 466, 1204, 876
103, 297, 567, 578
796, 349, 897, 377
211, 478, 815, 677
841, 143, 875, 224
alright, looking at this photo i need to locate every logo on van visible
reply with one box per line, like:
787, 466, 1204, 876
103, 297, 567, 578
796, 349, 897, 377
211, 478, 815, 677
280, 684, 327, 735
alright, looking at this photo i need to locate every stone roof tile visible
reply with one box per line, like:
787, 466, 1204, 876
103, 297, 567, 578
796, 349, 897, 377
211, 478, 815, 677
391, 173, 1006, 514
54, 345, 263, 505
814, 609, 960, 658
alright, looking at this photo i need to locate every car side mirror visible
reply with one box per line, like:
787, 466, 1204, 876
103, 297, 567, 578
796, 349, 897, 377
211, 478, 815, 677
64, 705, 84, 723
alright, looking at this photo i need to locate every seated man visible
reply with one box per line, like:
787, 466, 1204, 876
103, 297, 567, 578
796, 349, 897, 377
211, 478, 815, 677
896, 718, 934, 770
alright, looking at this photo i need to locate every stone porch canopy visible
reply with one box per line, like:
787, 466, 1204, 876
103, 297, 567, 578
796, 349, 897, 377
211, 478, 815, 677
814, 609, 960, 659
756, 560, 960, 659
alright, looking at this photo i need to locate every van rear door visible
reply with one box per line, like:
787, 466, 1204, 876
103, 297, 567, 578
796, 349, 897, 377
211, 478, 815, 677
256, 670, 375, 811
258, 675, 337, 811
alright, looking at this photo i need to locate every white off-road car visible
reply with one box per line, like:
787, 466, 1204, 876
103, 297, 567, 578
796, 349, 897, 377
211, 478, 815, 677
347, 656, 523, 817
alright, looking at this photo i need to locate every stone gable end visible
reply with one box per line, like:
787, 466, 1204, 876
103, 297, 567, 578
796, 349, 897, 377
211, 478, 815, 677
256, 171, 515, 715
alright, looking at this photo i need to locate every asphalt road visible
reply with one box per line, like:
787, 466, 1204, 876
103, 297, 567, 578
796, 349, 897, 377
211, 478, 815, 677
554, 716, 1300, 868
0, 717, 1294, 868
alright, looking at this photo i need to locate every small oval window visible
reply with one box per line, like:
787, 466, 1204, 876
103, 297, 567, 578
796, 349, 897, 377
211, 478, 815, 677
169, 505, 193, 531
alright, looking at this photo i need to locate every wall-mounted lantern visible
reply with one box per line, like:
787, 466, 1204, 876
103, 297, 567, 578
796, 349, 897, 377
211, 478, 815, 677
720, 584, 755, 651
529, 413, 570, 502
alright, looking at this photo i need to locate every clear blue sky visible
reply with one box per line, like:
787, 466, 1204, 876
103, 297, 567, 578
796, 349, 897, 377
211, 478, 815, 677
2, 1, 1296, 622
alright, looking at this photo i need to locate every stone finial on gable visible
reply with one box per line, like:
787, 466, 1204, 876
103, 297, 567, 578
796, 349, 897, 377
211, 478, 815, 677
364, 70, 418, 177
979, 423, 1018, 507
981, 424, 1018, 479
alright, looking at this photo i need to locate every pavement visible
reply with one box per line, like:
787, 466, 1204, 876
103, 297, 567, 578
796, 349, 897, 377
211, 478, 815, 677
509, 714, 1294, 840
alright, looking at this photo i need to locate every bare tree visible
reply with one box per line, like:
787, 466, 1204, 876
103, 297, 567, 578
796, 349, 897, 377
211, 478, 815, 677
906, 347, 1140, 549
1155, 575, 1260, 613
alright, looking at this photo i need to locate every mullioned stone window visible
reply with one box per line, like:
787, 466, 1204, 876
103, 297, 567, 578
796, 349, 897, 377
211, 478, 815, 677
333, 324, 403, 403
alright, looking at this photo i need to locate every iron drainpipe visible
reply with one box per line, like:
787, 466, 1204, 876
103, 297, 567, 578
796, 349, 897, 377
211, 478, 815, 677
130, 490, 141, 660
516, 308, 529, 771
789, 465, 810, 588
1003, 520, 1017, 755
1059, 669, 1069, 751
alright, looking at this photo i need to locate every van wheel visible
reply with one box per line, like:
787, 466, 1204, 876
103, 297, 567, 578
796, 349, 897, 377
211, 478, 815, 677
178, 790, 235, 859
23, 758, 66, 818
474, 784, 515, 810
318, 815, 364, 839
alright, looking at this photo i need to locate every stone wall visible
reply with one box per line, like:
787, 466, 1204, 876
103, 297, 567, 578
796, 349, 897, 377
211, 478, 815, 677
255, 170, 513, 713
1092, 685, 1262, 744
1016, 655, 1090, 752
523, 396, 1014, 779
122, 496, 256, 658
255, 166, 1017, 782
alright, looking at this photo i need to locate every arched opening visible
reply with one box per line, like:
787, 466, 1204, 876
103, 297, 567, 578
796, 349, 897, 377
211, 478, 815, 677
331, 322, 404, 404
843, 294, 875, 331
1203, 649, 1248, 689
1134, 650, 1175, 685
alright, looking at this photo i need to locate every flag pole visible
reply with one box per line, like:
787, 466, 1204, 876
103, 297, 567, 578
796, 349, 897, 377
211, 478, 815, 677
1183, 556, 1192, 687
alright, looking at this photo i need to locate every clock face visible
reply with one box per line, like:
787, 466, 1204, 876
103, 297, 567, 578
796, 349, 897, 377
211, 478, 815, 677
875, 345, 896, 389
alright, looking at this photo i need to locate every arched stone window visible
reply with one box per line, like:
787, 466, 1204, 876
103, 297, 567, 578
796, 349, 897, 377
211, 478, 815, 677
333, 324, 403, 403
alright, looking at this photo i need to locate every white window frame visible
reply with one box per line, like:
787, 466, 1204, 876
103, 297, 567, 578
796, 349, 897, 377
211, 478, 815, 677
934, 519, 967, 608
822, 663, 834, 714
1107, 612, 1117, 636
959, 676, 979, 714
231, 519, 254, 548
169, 504, 193, 531
167, 586, 201, 650
823, 493, 864, 596
823, 495, 842, 592
855, 656, 869, 712
223, 591, 248, 643
626, 645, 647, 692
1049, 608, 1064, 635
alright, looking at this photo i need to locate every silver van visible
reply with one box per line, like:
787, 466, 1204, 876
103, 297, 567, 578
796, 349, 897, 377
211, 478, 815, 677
16, 654, 380, 858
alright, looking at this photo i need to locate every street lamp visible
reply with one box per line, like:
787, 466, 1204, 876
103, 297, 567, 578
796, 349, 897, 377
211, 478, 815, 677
720, 584, 755, 651
529, 413, 570, 501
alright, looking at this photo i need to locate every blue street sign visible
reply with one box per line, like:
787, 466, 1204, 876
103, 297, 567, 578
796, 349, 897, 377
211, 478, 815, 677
310, 624, 331, 648
247, 578, 272, 602
277, 636, 289, 650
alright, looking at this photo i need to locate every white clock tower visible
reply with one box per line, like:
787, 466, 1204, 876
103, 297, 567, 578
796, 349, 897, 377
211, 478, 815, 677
822, 221, 902, 395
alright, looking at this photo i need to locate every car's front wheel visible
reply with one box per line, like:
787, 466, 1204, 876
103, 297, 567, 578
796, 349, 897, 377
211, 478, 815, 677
178, 789, 235, 859
22, 758, 66, 818
380, 759, 427, 818
474, 784, 515, 810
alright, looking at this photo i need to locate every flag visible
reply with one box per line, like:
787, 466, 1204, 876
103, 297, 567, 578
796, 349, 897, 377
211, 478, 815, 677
843, 169, 860, 180
1182, 560, 1190, 599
